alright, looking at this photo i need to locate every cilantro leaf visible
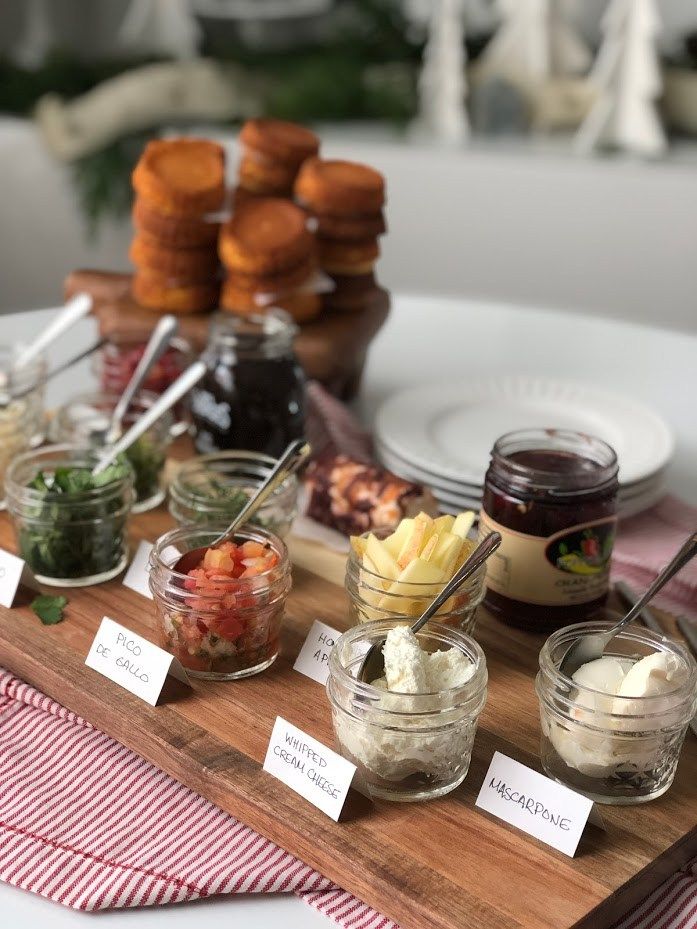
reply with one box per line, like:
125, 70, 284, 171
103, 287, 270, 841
31, 595, 68, 625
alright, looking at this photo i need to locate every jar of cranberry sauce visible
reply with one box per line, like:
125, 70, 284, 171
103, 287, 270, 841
480, 429, 618, 632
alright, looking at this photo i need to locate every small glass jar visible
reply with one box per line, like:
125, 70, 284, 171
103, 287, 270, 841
5, 444, 134, 586
536, 622, 697, 804
328, 620, 487, 801
149, 525, 292, 680
169, 450, 298, 537
0, 347, 47, 505
190, 310, 305, 457
51, 391, 174, 512
481, 429, 619, 632
94, 337, 194, 398
345, 531, 485, 633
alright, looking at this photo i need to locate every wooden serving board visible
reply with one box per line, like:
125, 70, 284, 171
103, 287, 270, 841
0, 507, 695, 929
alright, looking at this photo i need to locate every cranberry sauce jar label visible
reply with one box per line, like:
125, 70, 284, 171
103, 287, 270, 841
479, 512, 617, 607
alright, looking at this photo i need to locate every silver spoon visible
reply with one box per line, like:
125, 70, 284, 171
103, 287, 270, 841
559, 530, 697, 678
172, 438, 311, 574
91, 361, 207, 476
357, 531, 502, 684
105, 314, 178, 444
0, 337, 108, 406
8, 292, 93, 377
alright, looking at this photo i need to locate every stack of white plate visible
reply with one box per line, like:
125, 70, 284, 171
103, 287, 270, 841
375, 377, 674, 519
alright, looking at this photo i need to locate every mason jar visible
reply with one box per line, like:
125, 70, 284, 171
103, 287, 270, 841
345, 531, 486, 634
51, 391, 175, 512
169, 450, 298, 537
190, 310, 305, 457
5, 444, 134, 586
149, 525, 291, 680
0, 346, 47, 505
328, 620, 487, 801
536, 621, 697, 804
94, 336, 194, 398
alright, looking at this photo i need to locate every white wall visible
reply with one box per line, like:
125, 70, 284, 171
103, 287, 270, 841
0, 119, 695, 333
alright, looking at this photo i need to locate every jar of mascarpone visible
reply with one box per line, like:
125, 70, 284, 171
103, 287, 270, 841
481, 429, 619, 632
328, 621, 487, 802
536, 621, 697, 804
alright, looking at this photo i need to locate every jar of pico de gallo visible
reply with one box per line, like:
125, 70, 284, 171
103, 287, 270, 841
480, 429, 618, 633
149, 525, 291, 680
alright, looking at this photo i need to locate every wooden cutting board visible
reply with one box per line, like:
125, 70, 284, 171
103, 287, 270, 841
0, 505, 694, 929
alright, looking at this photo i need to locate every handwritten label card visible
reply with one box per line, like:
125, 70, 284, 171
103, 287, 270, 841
85, 617, 190, 706
263, 717, 356, 821
0, 549, 39, 608
475, 752, 593, 857
122, 541, 154, 600
293, 620, 341, 685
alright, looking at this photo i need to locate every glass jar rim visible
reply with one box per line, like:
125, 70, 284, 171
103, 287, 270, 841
329, 619, 488, 703
0, 344, 46, 395
209, 309, 298, 351
6, 443, 135, 504
171, 450, 298, 504
150, 524, 288, 586
54, 389, 174, 437
538, 620, 697, 704
489, 428, 618, 494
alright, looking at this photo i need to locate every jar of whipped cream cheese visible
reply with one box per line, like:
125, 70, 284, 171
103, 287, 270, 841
536, 621, 697, 804
481, 429, 619, 632
328, 621, 487, 802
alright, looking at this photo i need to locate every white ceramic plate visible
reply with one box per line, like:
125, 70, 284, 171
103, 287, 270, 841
375, 376, 674, 488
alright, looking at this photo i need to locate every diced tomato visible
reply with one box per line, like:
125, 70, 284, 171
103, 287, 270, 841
240, 541, 267, 559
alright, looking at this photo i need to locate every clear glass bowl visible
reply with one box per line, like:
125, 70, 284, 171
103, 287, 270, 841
327, 619, 487, 802
169, 450, 298, 537
5, 444, 134, 586
51, 391, 175, 512
0, 346, 46, 507
94, 337, 194, 399
149, 525, 292, 680
536, 621, 697, 804
345, 531, 486, 633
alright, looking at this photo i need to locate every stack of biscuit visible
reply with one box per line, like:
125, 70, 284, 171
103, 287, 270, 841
130, 138, 225, 314
294, 158, 386, 313
234, 118, 320, 209
219, 198, 321, 323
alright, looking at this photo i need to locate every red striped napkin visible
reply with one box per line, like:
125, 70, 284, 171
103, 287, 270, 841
0, 668, 695, 928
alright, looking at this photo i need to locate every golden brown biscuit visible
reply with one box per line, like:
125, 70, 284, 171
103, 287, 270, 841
226, 257, 317, 294
239, 118, 319, 166
132, 138, 225, 216
295, 158, 385, 216
312, 209, 387, 241
317, 237, 379, 268
276, 291, 322, 323
132, 196, 220, 248
238, 155, 297, 194
132, 268, 219, 314
129, 234, 218, 280
219, 198, 312, 274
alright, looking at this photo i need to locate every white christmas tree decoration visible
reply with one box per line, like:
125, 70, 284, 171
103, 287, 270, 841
13, 0, 53, 70
116, 0, 201, 60
413, 0, 469, 145
479, 0, 591, 86
575, 0, 666, 157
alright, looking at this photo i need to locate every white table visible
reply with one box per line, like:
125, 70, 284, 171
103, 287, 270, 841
0, 294, 695, 928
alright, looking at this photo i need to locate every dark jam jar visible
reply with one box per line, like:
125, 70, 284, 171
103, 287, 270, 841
191, 310, 305, 457
480, 429, 618, 632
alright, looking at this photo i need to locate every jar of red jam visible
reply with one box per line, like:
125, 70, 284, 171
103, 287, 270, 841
480, 429, 618, 632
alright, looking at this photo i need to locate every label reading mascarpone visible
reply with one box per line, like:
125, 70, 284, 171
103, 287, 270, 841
479, 512, 617, 607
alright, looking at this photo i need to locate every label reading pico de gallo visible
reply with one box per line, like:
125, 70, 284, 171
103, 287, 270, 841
479, 512, 617, 607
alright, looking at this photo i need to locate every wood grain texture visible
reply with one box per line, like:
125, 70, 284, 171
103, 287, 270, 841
0, 507, 694, 929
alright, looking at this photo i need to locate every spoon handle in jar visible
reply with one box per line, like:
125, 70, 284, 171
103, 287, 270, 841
410, 532, 502, 636
107, 314, 178, 443
91, 361, 207, 476
210, 438, 311, 546
612, 531, 697, 632
13, 293, 93, 371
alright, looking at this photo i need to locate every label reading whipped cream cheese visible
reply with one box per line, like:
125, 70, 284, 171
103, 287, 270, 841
479, 512, 617, 606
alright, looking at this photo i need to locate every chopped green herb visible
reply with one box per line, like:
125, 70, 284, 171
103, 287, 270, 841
125, 434, 165, 503
31, 594, 68, 625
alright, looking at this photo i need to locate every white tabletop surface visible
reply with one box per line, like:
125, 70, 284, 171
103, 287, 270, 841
0, 293, 695, 928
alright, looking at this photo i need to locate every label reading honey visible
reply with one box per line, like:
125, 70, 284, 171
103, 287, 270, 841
479, 511, 617, 607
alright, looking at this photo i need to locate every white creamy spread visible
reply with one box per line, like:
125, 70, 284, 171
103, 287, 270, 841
335, 626, 478, 783
549, 651, 687, 778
